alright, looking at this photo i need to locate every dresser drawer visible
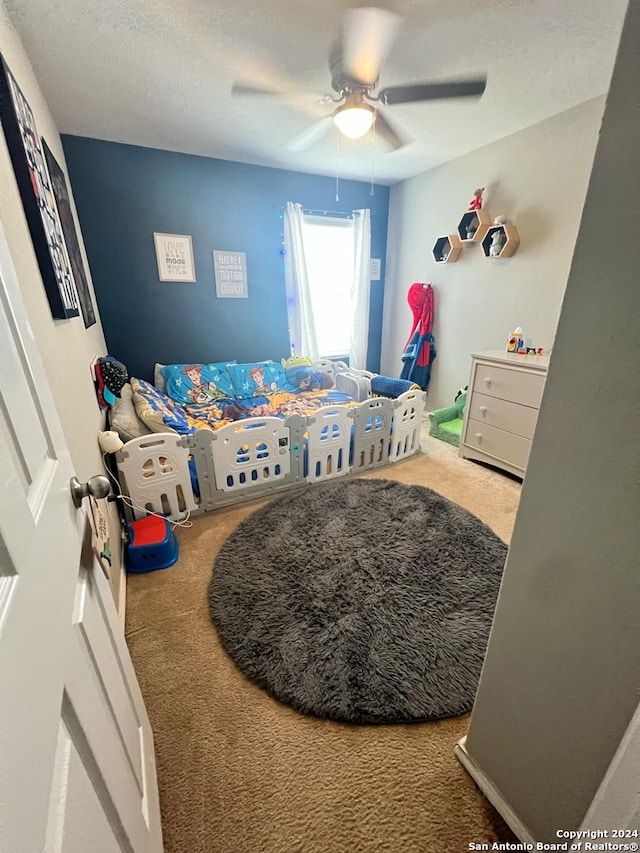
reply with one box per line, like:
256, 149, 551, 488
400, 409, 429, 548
467, 393, 539, 439
463, 418, 532, 471
473, 363, 545, 408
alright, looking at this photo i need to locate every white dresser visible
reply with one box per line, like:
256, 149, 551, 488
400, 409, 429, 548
459, 350, 549, 478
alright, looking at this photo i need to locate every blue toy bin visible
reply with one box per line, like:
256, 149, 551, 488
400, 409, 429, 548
126, 515, 179, 573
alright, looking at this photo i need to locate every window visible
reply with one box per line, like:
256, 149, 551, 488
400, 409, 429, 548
301, 215, 355, 358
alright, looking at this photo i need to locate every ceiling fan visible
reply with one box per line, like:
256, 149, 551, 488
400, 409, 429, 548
231, 6, 487, 152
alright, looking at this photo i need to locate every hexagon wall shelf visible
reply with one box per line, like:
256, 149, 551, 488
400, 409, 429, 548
457, 209, 492, 243
481, 224, 520, 259
432, 233, 463, 264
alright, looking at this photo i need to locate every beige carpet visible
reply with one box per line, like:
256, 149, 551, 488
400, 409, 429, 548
125, 428, 521, 853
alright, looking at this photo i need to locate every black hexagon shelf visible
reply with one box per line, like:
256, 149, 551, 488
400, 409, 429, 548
432, 233, 463, 264
481, 224, 520, 258
457, 209, 492, 243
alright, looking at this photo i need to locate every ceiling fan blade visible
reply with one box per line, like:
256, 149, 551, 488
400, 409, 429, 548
342, 6, 401, 86
286, 115, 334, 152
232, 82, 332, 102
374, 109, 410, 151
379, 77, 487, 105
232, 82, 287, 97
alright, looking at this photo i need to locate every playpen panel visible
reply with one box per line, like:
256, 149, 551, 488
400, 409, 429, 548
116, 433, 197, 521
305, 406, 352, 483
211, 417, 291, 492
351, 397, 395, 472
312, 359, 348, 381
389, 390, 425, 462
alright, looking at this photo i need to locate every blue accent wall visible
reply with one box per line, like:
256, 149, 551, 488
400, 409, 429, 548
62, 136, 390, 381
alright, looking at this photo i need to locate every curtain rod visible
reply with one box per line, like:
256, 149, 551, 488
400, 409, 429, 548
302, 208, 354, 219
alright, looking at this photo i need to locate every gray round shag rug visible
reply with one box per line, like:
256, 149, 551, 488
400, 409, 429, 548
208, 478, 507, 724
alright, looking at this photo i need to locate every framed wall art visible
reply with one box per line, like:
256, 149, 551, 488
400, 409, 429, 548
153, 233, 196, 282
0, 55, 78, 320
42, 139, 96, 328
213, 250, 248, 298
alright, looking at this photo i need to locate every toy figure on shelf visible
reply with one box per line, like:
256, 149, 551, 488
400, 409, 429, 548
466, 220, 477, 240
468, 187, 484, 211
489, 229, 506, 257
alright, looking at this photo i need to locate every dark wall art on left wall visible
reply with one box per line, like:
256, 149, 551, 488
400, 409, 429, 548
42, 140, 96, 327
0, 54, 79, 320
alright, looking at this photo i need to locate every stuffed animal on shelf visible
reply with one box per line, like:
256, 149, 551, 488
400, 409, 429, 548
489, 229, 507, 257
468, 187, 484, 211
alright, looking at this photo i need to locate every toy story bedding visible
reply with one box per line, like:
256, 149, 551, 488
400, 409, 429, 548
130, 374, 357, 437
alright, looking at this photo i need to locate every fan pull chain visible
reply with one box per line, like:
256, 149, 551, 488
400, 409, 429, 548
335, 125, 340, 202
370, 112, 376, 196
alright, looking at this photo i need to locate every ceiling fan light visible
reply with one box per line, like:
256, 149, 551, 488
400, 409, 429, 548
333, 103, 375, 139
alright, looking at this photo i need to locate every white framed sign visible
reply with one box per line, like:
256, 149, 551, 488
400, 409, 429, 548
370, 258, 381, 281
153, 233, 196, 282
213, 250, 248, 298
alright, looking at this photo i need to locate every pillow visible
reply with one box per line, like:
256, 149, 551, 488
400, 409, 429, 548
227, 362, 292, 398
109, 383, 152, 441
161, 362, 236, 404
154, 363, 167, 392
130, 377, 193, 434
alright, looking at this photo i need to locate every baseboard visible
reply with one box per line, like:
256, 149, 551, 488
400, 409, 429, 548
454, 736, 537, 845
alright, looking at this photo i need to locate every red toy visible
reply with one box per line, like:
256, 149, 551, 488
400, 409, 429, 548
126, 515, 179, 573
468, 188, 484, 211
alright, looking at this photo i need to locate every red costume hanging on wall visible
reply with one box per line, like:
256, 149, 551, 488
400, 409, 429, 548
400, 282, 436, 390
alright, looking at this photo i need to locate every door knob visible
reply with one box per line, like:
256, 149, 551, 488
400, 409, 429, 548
70, 475, 111, 508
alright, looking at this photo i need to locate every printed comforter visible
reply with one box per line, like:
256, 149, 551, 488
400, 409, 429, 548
130, 377, 357, 436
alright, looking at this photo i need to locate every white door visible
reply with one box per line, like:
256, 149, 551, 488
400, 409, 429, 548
0, 223, 163, 852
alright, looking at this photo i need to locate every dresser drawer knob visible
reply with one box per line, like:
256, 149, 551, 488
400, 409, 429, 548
475, 433, 482, 442
483, 377, 492, 388
479, 406, 487, 415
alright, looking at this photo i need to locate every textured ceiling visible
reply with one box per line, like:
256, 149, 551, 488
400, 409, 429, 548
5, 0, 628, 184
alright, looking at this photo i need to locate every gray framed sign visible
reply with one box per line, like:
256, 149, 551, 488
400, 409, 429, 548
213, 250, 247, 298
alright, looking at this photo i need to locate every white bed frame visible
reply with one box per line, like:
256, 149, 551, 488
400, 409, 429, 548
115, 364, 425, 522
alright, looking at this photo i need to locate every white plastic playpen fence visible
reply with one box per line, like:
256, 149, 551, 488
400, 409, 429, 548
116, 389, 425, 522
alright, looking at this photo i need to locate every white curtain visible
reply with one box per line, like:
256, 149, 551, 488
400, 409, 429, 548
350, 208, 371, 369
283, 202, 319, 361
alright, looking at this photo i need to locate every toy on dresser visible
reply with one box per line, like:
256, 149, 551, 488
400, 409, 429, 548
506, 327, 544, 355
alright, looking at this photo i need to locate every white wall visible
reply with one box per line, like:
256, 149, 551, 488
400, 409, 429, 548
381, 98, 604, 410
463, 0, 638, 837
0, 3, 123, 601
